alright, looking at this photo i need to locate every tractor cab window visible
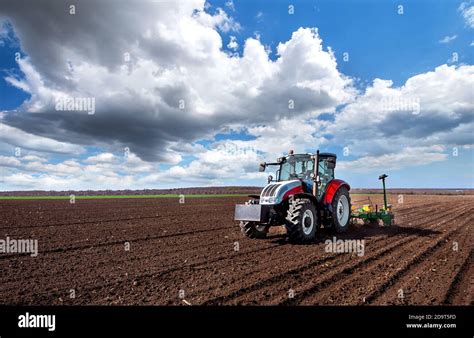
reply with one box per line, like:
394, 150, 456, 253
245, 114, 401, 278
318, 159, 334, 180
317, 158, 335, 198
294, 161, 303, 175
303, 160, 313, 180
279, 162, 291, 181
279, 156, 311, 181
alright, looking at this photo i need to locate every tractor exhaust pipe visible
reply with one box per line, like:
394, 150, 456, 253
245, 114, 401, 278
312, 150, 319, 197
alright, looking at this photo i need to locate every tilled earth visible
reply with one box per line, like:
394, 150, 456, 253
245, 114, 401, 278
0, 194, 472, 305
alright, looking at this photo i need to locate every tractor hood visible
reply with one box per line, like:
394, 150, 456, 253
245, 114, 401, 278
259, 180, 303, 205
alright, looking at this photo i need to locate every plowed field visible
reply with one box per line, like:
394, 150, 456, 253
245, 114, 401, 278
0, 194, 472, 305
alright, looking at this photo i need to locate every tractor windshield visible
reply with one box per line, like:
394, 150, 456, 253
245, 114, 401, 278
278, 156, 313, 181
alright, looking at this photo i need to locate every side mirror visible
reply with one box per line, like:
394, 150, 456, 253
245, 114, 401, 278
267, 175, 273, 184
259, 162, 266, 172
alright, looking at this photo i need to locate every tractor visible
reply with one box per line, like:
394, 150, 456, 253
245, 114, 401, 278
234, 150, 351, 243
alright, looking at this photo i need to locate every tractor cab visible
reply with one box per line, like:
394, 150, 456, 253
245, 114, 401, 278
266, 151, 337, 201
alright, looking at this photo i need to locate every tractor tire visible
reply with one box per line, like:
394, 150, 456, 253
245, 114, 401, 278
331, 187, 351, 233
285, 198, 318, 243
239, 221, 269, 239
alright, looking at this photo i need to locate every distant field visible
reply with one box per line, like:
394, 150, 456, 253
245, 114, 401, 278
1, 191, 473, 200
0, 194, 249, 200
0, 187, 472, 198
0, 192, 398, 200
1, 192, 472, 201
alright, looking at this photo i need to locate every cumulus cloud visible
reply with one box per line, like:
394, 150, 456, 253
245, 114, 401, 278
338, 146, 448, 172
225, 0, 235, 12
21, 155, 47, 162
0, 123, 84, 155
144, 141, 266, 185
327, 64, 474, 157
85, 153, 118, 164
1, 1, 352, 163
459, 1, 474, 28
2, 171, 138, 191
0, 0, 472, 190
0, 150, 157, 190
227, 36, 239, 50
187, 64, 472, 179
0, 155, 21, 168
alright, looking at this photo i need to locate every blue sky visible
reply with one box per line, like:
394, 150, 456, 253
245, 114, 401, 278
216, 0, 473, 85
0, 0, 473, 190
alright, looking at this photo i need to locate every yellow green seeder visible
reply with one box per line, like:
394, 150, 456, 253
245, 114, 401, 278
351, 174, 395, 226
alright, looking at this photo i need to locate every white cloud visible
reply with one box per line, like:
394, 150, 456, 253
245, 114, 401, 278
244, 117, 329, 158
85, 153, 118, 164
21, 154, 47, 162
439, 35, 457, 44
0, 155, 21, 168
327, 64, 474, 157
2, 172, 138, 191
123, 153, 155, 173
338, 146, 447, 172
459, 1, 474, 28
195, 7, 241, 33
145, 141, 264, 185
2, 1, 353, 162
227, 35, 239, 50
0, 22, 7, 46
0, 151, 158, 190
155, 63, 473, 187
225, 0, 235, 12
0, 1, 472, 190
24, 160, 82, 175
0, 123, 84, 155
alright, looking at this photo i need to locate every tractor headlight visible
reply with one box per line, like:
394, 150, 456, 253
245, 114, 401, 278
260, 195, 279, 205
267, 196, 277, 204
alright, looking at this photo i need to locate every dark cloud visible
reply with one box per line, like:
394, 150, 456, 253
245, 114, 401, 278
379, 108, 474, 139
0, 1, 352, 162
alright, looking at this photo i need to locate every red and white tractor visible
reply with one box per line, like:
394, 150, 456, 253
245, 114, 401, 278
234, 150, 351, 243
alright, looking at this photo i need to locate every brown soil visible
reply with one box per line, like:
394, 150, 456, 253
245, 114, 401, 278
0, 194, 472, 305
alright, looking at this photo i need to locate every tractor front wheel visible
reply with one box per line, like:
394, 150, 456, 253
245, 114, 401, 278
332, 187, 351, 233
285, 198, 318, 243
240, 221, 269, 239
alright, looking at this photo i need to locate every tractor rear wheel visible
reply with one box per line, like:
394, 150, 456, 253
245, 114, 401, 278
240, 221, 269, 239
285, 198, 318, 243
331, 187, 351, 233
